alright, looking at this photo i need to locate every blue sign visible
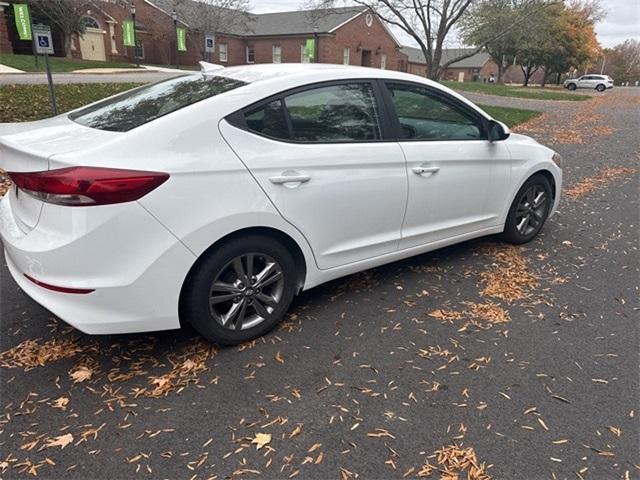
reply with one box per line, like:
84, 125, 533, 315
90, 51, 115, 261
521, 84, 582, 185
33, 24, 54, 54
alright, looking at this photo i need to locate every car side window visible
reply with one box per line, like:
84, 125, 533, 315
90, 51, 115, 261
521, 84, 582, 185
244, 100, 290, 140
386, 83, 485, 141
283, 83, 382, 142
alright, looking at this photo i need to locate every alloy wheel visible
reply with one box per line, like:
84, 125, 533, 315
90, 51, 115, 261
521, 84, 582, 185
208, 253, 285, 331
515, 185, 547, 236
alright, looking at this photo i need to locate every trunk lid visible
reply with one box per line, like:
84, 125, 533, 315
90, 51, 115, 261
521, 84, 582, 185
0, 117, 120, 233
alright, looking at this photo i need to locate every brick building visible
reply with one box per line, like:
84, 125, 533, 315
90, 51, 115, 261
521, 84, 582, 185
0, 1, 407, 71
0, 2, 12, 54
401, 46, 499, 82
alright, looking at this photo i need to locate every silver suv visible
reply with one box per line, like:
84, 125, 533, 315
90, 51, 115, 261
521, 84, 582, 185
564, 74, 614, 92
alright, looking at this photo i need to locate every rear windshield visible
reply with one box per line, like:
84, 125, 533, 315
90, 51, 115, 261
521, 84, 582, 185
69, 74, 247, 132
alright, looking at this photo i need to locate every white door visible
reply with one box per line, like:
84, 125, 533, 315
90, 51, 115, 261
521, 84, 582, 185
382, 82, 511, 248
577, 76, 596, 89
79, 29, 106, 62
220, 81, 408, 269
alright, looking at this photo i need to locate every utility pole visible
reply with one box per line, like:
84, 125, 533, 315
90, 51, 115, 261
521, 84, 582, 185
600, 55, 606, 75
313, 25, 319, 63
131, 1, 139, 68
172, 9, 179, 69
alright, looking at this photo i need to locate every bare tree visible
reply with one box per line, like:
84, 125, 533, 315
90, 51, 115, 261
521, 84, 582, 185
607, 39, 640, 85
28, 0, 92, 58
565, 0, 606, 23
173, 0, 252, 60
308, 0, 560, 80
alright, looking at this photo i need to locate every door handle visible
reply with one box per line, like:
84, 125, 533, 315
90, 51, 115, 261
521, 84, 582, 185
269, 173, 311, 185
412, 166, 440, 175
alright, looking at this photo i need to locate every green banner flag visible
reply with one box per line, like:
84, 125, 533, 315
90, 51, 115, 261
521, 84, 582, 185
122, 20, 135, 47
177, 27, 187, 52
304, 38, 315, 60
13, 4, 32, 41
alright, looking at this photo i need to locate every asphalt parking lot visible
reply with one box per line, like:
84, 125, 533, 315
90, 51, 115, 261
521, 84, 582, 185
0, 88, 638, 479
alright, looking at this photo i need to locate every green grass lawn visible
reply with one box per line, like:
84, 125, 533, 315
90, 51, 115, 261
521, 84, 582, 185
0, 53, 137, 73
478, 104, 542, 127
0, 83, 141, 122
442, 80, 591, 102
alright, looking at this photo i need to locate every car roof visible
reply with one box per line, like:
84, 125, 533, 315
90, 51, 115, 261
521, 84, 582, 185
180, 62, 493, 123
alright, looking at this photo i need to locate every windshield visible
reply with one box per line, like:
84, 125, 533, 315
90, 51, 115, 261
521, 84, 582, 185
69, 74, 247, 132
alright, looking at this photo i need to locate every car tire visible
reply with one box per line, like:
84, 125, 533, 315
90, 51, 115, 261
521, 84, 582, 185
596, 84, 605, 92
502, 174, 553, 245
567, 83, 577, 91
181, 235, 298, 345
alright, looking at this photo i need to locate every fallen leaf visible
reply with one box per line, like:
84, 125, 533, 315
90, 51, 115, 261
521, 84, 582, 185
46, 433, 74, 449
251, 433, 271, 450
70, 366, 93, 383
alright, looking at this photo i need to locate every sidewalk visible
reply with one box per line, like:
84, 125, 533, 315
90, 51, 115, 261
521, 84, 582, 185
0, 63, 24, 74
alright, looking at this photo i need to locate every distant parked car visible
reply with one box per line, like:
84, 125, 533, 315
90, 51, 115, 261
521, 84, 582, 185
564, 74, 614, 91
0, 63, 563, 345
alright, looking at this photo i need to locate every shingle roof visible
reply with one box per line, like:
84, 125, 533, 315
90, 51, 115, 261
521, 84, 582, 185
248, 7, 366, 36
147, 1, 365, 37
401, 46, 492, 69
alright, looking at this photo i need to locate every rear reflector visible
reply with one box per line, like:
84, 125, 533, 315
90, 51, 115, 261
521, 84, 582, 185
24, 274, 95, 294
8, 167, 169, 206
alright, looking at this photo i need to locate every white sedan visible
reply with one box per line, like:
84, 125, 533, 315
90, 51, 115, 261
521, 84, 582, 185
0, 63, 562, 345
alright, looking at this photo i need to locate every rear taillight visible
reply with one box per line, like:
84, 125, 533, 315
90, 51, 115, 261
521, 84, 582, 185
7, 167, 169, 206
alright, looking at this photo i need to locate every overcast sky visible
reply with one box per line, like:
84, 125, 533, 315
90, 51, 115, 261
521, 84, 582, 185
249, 0, 640, 48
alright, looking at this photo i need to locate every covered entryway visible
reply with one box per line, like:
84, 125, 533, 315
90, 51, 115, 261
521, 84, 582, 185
78, 17, 106, 62
361, 50, 371, 67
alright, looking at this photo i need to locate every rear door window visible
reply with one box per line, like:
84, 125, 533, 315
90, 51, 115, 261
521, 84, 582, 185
284, 83, 382, 142
70, 74, 247, 132
245, 100, 290, 140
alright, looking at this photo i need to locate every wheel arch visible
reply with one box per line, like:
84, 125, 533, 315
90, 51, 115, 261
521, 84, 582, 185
178, 226, 308, 325
499, 166, 560, 227
534, 169, 556, 200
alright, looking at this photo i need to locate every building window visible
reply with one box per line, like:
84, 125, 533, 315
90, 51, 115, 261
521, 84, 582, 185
272, 45, 282, 63
219, 43, 228, 63
246, 45, 255, 63
300, 45, 311, 63
80, 16, 100, 30
380, 53, 387, 70
343, 47, 350, 65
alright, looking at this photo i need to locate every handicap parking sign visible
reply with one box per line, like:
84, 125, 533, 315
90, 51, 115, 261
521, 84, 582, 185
33, 24, 54, 54
205, 35, 215, 53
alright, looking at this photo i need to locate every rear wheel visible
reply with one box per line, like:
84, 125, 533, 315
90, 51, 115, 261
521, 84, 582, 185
596, 84, 606, 92
502, 174, 552, 245
181, 235, 297, 345
567, 83, 577, 91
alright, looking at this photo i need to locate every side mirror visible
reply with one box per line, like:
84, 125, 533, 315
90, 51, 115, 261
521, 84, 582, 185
488, 119, 510, 142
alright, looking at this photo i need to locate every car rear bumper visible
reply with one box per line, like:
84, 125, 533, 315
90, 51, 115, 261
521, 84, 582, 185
0, 192, 195, 334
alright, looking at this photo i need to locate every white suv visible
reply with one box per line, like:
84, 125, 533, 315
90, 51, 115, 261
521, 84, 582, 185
564, 74, 614, 92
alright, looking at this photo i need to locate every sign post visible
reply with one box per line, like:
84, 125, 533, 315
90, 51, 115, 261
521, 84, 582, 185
33, 24, 57, 115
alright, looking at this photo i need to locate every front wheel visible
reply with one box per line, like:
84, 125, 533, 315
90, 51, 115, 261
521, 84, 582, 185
502, 175, 553, 245
567, 83, 577, 91
181, 235, 298, 345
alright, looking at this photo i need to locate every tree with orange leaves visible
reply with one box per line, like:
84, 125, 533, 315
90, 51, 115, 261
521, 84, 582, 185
540, 3, 602, 85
